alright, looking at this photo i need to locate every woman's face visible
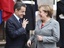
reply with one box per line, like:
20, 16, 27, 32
39, 7, 48, 20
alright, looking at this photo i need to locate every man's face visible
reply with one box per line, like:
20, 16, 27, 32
15, 6, 26, 18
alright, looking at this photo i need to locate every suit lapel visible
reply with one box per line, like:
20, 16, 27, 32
12, 15, 22, 27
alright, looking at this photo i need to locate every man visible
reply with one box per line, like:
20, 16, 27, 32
5, 2, 28, 48
56, 0, 64, 48
16, 0, 36, 46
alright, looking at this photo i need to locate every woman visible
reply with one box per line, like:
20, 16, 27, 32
27, 5, 60, 48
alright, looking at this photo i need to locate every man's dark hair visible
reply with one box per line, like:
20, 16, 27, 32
16, 0, 22, 2
14, 2, 26, 11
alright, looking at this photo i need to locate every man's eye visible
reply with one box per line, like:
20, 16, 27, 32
22, 11, 25, 12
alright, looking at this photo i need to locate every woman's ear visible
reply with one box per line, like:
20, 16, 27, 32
45, 12, 48, 16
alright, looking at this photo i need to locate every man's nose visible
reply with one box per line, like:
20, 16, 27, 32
23, 12, 25, 15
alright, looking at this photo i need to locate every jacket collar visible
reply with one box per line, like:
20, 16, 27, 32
39, 18, 52, 28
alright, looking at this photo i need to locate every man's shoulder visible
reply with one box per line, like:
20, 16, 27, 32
57, 1, 64, 5
7, 15, 14, 22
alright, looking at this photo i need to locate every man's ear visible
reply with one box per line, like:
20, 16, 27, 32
15, 9, 18, 12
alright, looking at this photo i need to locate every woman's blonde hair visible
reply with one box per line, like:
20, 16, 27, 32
38, 5, 53, 18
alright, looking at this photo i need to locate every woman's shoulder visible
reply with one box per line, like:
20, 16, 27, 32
51, 18, 59, 24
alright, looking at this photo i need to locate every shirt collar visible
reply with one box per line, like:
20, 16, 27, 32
13, 13, 20, 21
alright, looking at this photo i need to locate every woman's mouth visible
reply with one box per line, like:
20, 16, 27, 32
40, 15, 42, 17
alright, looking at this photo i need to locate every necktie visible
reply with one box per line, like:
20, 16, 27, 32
19, 18, 23, 23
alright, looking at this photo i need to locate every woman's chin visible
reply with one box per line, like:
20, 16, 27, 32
40, 18, 43, 20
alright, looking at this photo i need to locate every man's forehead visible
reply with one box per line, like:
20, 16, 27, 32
20, 6, 26, 11
21, 6, 26, 9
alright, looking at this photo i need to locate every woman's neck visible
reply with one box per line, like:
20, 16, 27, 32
42, 17, 51, 23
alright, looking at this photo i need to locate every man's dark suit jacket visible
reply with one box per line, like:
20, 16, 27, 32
5, 15, 27, 48
56, 1, 64, 47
